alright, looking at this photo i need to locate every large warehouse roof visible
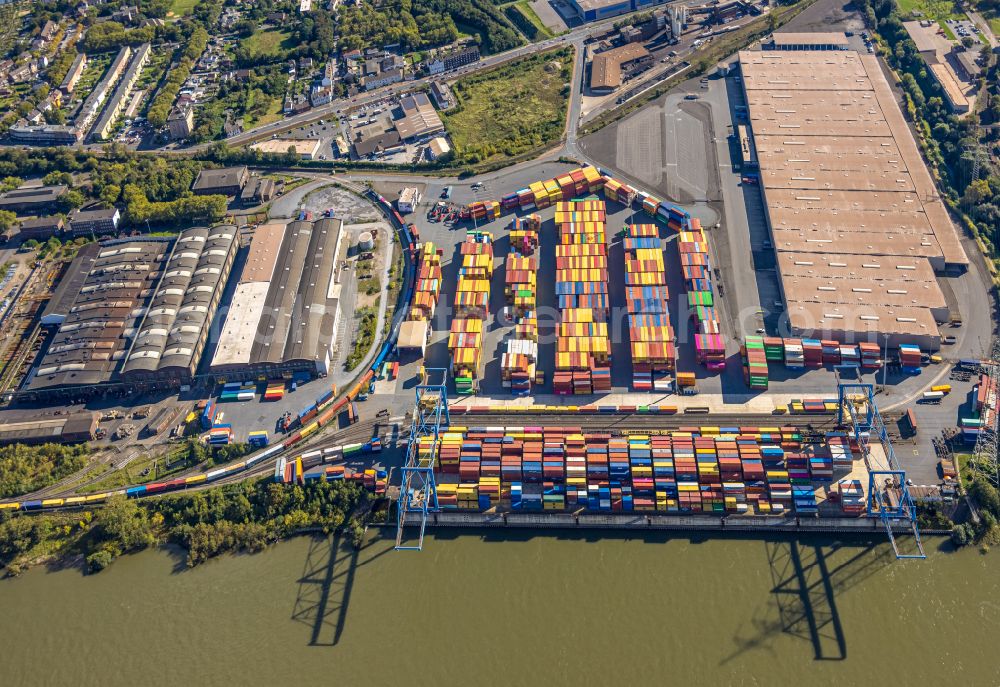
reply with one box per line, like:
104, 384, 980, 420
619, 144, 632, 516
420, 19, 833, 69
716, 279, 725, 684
122, 225, 237, 378
28, 239, 172, 390
210, 218, 345, 372
740, 48, 968, 349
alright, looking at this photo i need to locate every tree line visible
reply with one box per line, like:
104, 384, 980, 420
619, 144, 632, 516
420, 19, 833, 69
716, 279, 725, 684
856, 0, 999, 256
0, 478, 372, 575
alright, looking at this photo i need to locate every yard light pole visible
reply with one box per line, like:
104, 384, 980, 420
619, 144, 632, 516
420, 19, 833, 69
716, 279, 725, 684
882, 333, 889, 391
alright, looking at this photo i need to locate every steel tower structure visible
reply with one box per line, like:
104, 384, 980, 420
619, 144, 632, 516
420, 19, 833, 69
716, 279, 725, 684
395, 368, 449, 550
838, 382, 925, 559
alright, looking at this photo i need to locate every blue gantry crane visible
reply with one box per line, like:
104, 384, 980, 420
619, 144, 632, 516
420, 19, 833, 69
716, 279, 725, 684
837, 382, 925, 559
395, 368, 449, 550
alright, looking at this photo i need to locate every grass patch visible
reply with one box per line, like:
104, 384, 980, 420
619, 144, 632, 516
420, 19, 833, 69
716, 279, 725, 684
444, 46, 572, 165
358, 276, 381, 296
345, 305, 378, 371
80, 449, 191, 494
895, 0, 966, 21
245, 95, 284, 129
506, 2, 554, 40
240, 28, 296, 59
168, 0, 198, 16
957, 452, 976, 487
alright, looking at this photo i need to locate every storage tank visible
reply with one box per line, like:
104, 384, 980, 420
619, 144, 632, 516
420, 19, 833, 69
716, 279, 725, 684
357, 231, 374, 251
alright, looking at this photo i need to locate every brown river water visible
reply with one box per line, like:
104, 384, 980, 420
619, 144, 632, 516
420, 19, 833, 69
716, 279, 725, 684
1, 529, 998, 686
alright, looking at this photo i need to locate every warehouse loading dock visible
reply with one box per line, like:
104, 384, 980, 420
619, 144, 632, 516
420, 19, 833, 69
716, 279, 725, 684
738, 46, 969, 350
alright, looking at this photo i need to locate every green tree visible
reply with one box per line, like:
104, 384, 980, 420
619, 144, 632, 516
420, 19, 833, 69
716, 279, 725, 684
94, 494, 154, 552
0, 209, 16, 233
57, 189, 84, 212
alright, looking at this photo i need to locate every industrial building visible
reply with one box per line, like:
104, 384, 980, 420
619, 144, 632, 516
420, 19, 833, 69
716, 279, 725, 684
393, 92, 445, 140
122, 225, 238, 384
250, 138, 323, 159
739, 47, 968, 350
765, 32, 850, 50
17, 216, 64, 241
209, 218, 346, 379
192, 166, 249, 196
568, 0, 666, 22
24, 229, 236, 400
589, 43, 652, 92
0, 184, 67, 213
0, 411, 97, 445
902, 21, 973, 113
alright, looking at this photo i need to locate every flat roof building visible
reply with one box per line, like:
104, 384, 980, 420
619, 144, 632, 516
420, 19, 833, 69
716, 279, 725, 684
68, 207, 120, 237
766, 32, 850, 50
209, 218, 346, 378
739, 48, 969, 350
250, 138, 323, 159
569, 0, 647, 22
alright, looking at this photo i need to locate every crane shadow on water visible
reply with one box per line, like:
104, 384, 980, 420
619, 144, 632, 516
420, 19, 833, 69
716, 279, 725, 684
290, 533, 391, 646
723, 537, 894, 664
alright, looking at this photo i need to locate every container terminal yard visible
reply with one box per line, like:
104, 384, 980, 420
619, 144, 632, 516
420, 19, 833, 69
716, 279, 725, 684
0, 24, 996, 567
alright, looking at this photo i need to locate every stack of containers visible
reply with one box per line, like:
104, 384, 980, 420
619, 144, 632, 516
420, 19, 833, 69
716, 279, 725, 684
602, 177, 637, 206
427, 427, 840, 515
840, 344, 860, 366
623, 223, 675, 390
838, 479, 865, 515
859, 342, 882, 369
467, 200, 501, 223
899, 344, 922, 373
656, 200, 690, 231
826, 433, 854, 470
411, 242, 443, 322
503, 215, 540, 395
264, 382, 285, 401
209, 424, 232, 445
553, 199, 611, 395
200, 400, 217, 429
677, 218, 725, 370
763, 337, 784, 363
741, 336, 769, 389
449, 231, 493, 394
219, 382, 255, 402
802, 339, 823, 368
783, 338, 804, 368
821, 340, 841, 365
